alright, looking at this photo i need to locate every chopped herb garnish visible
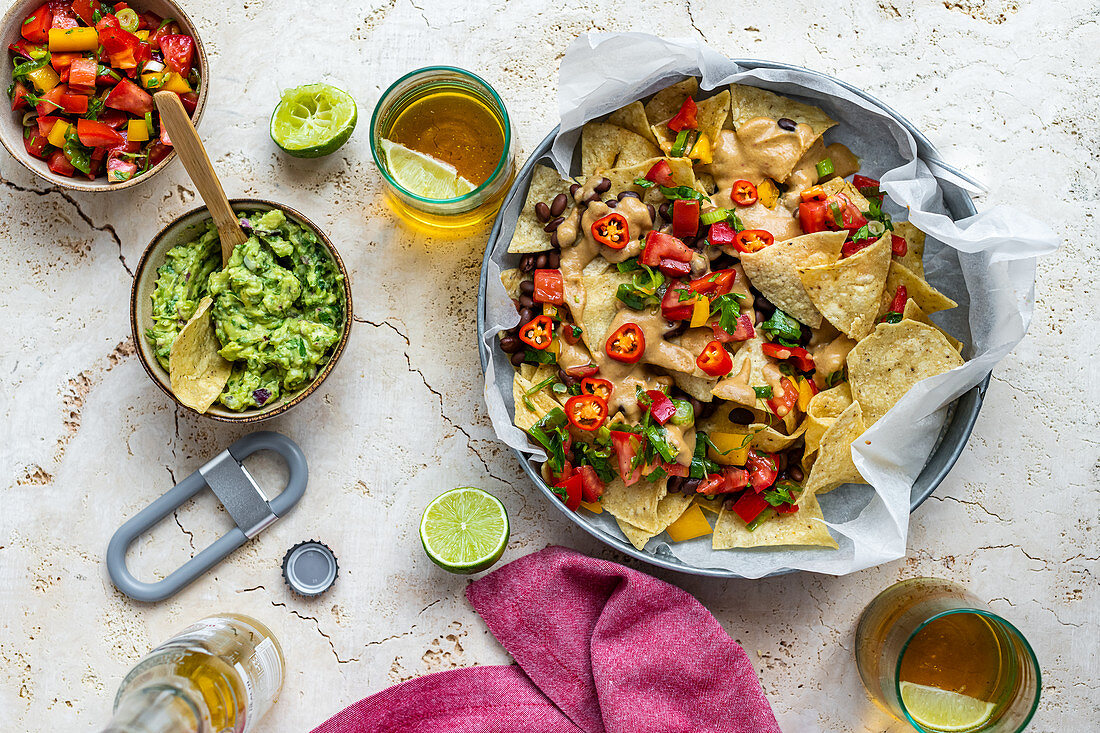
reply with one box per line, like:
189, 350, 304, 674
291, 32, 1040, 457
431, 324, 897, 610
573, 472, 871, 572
709, 293, 744, 334
760, 308, 802, 345
659, 185, 709, 203
524, 348, 556, 365
754, 386, 773, 400
633, 177, 656, 189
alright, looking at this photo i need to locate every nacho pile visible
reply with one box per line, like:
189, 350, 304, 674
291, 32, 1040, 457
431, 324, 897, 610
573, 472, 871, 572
498, 79, 963, 553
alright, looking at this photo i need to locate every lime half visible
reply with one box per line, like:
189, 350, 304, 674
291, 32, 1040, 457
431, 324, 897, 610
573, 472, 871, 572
420, 487, 509, 574
378, 138, 476, 199
900, 682, 997, 732
270, 83, 357, 158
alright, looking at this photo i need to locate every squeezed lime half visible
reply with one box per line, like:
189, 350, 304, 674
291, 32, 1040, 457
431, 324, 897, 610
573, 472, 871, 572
420, 487, 509, 574
270, 83, 357, 158
378, 138, 476, 199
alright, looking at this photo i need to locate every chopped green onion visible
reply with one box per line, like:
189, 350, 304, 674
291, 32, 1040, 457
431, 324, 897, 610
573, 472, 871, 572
746, 508, 776, 531
658, 185, 708, 203
868, 220, 886, 236
670, 399, 695, 426
700, 208, 734, 225
815, 158, 834, 177
145, 111, 155, 137
829, 201, 843, 227
116, 8, 139, 32
670, 129, 691, 157
616, 258, 641, 272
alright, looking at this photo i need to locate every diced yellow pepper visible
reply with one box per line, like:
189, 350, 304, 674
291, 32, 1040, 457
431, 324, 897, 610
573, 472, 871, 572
548, 338, 560, 357
48, 27, 99, 52
26, 65, 60, 93
127, 119, 150, 142
161, 72, 192, 94
579, 501, 603, 514
708, 431, 751, 466
758, 178, 780, 209
688, 133, 712, 165
689, 295, 711, 328
47, 120, 70, 148
797, 377, 814, 411
665, 504, 713, 542
135, 30, 150, 41
543, 303, 560, 319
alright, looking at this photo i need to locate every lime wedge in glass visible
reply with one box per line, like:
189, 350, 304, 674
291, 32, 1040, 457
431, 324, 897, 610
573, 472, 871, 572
900, 682, 997, 732
378, 138, 476, 199
420, 487, 509, 574
270, 83, 357, 158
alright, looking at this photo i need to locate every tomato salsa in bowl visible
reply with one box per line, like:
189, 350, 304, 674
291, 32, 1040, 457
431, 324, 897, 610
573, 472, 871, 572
0, 0, 207, 191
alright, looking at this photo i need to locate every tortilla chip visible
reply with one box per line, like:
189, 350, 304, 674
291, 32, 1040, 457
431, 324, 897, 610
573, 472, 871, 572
847, 321, 965, 426
508, 164, 567, 253
903, 298, 963, 352
740, 231, 847, 328
499, 268, 525, 300
652, 90, 730, 156
820, 176, 871, 213
169, 297, 232, 413
695, 172, 717, 195
694, 494, 724, 515
711, 336, 774, 410
600, 157, 695, 198
749, 420, 808, 452
578, 260, 631, 354
644, 78, 699, 127
601, 475, 667, 534
802, 414, 835, 465
607, 100, 659, 146
806, 382, 854, 419
511, 373, 561, 432
615, 492, 694, 550
804, 402, 866, 494
728, 84, 836, 139
713, 491, 837, 550
581, 122, 661, 176
799, 232, 891, 339
891, 221, 925, 277
672, 372, 717, 402
880, 260, 957, 317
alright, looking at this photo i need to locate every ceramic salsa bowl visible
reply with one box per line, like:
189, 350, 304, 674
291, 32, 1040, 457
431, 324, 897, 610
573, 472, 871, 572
0, 0, 208, 191
131, 199, 353, 423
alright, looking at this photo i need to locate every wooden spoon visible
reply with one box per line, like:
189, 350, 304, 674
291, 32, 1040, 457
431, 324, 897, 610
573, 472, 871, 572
154, 90, 246, 266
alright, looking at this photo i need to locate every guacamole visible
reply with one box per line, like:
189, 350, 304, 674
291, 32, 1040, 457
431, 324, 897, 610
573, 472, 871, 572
147, 209, 345, 411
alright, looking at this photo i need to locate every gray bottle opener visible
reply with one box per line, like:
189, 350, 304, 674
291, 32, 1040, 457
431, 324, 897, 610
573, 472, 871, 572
107, 431, 307, 602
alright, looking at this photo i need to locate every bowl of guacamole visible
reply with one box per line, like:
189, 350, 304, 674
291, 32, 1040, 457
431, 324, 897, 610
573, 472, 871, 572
131, 199, 352, 421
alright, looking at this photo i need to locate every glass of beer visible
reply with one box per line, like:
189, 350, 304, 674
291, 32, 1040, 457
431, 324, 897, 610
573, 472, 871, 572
855, 578, 1040, 732
370, 66, 516, 231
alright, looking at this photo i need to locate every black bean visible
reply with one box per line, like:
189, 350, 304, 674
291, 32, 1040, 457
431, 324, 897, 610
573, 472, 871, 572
519, 253, 536, 273
534, 201, 551, 223
585, 192, 601, 203
788, 466, 804, 483
667, 476, 684, 493
518, 294, 534, 309
646, 204, 656, 222
595, 177, 611, 194
605, 199, 617, 208
618, 190, 640, 201
500, 336, 520, 353
774, 452, 788, 471
798, 327, 813, 347
510, 351, 526, 366
683, 477, 702, 494
557, 368, 578, 387
682, 235, 697, 248
777, 117, 797, 131
550, 193, 568, 217
689, 398, 703, 417
519, 280, 535, 296
569, 183, 581, 199
546, 250, 560, 269
728, 407, 755, 425
550, 232, 560, 248
664, 321, 688, 339
518, 307, 535, 324
535, 253, 548, 269
698, 400, 717, 420
755, 298, 776, 318
658, 203, 670, 221
543, 216, 564, 233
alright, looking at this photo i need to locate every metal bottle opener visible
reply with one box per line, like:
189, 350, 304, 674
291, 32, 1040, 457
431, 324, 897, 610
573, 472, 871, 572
107, 431, 307, 602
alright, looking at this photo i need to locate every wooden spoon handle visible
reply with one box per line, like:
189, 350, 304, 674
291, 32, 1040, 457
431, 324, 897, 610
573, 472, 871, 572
154, 91, 246, 266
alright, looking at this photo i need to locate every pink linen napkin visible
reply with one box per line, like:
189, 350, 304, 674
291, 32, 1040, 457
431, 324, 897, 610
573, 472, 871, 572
311, 545, 780, 733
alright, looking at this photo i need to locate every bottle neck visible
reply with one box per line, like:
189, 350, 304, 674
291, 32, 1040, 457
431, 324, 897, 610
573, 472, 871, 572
100, 683, 203, 733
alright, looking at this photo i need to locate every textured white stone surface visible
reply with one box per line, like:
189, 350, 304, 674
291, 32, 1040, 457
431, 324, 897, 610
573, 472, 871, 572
1, 1, 1096, 731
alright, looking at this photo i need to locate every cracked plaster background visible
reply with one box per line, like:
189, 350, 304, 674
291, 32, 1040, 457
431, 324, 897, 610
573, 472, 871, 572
1, 0, 1097, 731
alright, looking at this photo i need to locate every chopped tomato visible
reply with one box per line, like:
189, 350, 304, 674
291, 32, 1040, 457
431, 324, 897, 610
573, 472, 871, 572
580, 377, 612, 400
104, 77, 152, 115
66, 57, 97, 92
23, 132, 50, 159
689, 268, 736, 297
47, 148, 75, 176
697, 340, 733, 377
21, 5, 53, 43
852, 174, 879, 190
730, 179, 758, 206
576, 465, 605, 503
49, 52, 79, 72
563, 364, 599, 380
149, 19, 180, 50
610, 431, 643, 486
70, 0, 101, 25
591, 212, 629, 249
671, 199, 699, 238
732, 489, 770, 524
533, 269, 564, 305
698, 474, 727, 496
605, 323, 645, 364
707, 220, 737, 248
9, 38, 45, 58
761, 343, 815, 372
179, 91, 198, 115
644, 159, 674, 187
661, 279, 696, 321
733, 229, 774, 253
800, 194, 867, 234
50, 6, 79, 29
841, 238, 875, 258
891, 233, 907, 257
99, 109, 129, 128
76, 118, 124, 147
641, 230, 693, 267
724, 467, 750, 491
712, 314, 755, 343
766, 377, 799, 418
106, 141, 139, 182
159, 34, 194, 76
888, 285, 908, 315
94, 13, 119, 31
37, 84, 87, 116
147, 140, 172, 166
565, 394, 608, 432
36, 115, 60, 137
745, 450, 778, 492
644, 389, 676, 425
99, 26, 140, 55
666, 97, 698, 132
552, 473, 583, 511
518, 314, 554, 350
10, 82, 30, 111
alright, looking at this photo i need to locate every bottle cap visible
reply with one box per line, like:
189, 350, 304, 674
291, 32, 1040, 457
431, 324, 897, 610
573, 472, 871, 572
281, 540, 338, 597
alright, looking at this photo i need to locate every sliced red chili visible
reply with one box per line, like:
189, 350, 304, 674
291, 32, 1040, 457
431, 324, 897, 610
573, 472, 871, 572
580, 377, 612, 400
592, 212, 630, 249
733, 229, 774, 253
641, 230, 694, 266
518, 315, 554, 350
565, 394, 608, 432
576, 464, 605, 503
671, 199, 700, 238
552, 473, 583, 511
533, 269, 565, 305
605, 323, 645, 364
766, 377, 799, 418
731, 179, 758, 207
689, 269, 736, 297
696, 340, 733, 377
746, 450, 778, 492
644, 159, 674, 186
891, 233, 908, 257
644, 389, 677, 425
761, 343, 815, 372
889, 285, 908, 315
666, 97, 698, 132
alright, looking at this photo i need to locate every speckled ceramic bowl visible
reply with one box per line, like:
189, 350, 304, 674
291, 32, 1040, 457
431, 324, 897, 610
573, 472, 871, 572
0, 0, 208, 191
131, 199, 353, 422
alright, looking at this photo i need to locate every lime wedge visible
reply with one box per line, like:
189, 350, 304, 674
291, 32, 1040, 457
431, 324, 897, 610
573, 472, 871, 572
900, 682, 997, 732
378, 138, 476, 199
270, 83, 357, 158
420, 487, 509, 574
